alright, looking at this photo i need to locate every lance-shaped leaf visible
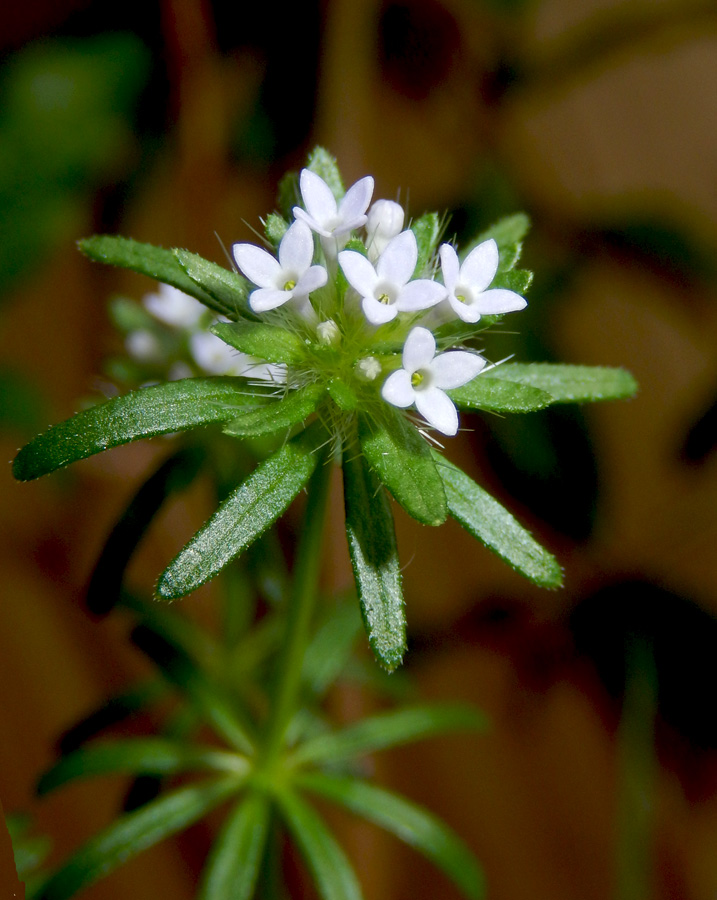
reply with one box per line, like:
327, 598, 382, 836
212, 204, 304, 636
131, 624, 255, 755
289, 704, 487, 768
13, 378, 257, 481
79, 235, 228, 316
491, 363, 638, 403
277, 788, 363, 900
87, 447, 205, 615
448, 376, 553, 414
307, 146, 345, 199
198, 792, 270, 900
434, 453, 563, 589
174, 249, 252, 319
302, 601, 364, 698
411, 211, 441, 276
492, 267, 533, 294
342, 447, 406, 672
156, 423, 324, 600
298, 774, 484, 900
224, 382, 325, 438
36, 778, 240, 900
37, 738, 247, 796
211, 321, 306, 365
358, 410, 446, 526
465, 212, 531, 270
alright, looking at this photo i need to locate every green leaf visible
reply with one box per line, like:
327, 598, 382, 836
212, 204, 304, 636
198, 792, 270, 900
277, 788, 363, 900
13, 378, 256, 481
78, 235, 226, 314
298, 774, 484, 900
434, 453, 563, 588
411, 212, 442, 276
87, 447, 205, 615
448, 376, 553, 413
327, 378, 358, 411
307, 147, 345, 200
36, 778, 240, 900
156, 423, 323, 600
174, 249, 251, 319
302, 601, 364, 698
264, 212, 288, 247
37, 738, 248, 796
358, 410, 447, 526
491, 363, 638, 403
211, 321, 306, 365
289, 704, 487, 768
492, 267, 533, 293
470, 212, 530, 261
342, 448, 406, 671
224, 382, 325, 438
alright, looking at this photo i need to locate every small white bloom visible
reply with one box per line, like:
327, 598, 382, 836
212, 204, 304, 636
143, 283, 205, 328
338, 230, 445, 326
293, 169, 374, 255
125, 329, 162, 362
381, 326, 486, 436
316, 319, 341, 346
439, 239, 527, 324
355, 356, 382, 382
365, 199, 404, 261
190, 332, 286, 382
232, 220, 327, 314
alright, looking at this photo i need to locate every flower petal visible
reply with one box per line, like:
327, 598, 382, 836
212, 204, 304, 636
447, 292, 482, 324
396, 278, 446, 312
362, 294, 397, 325
381, 369, 414, 408
430, 350, 486, 389
233, 244, 281, 288
294, 264, 328, 297
298, 169, 337, 225
249, 287, 292, 313
376, 230, 417, 286
338, 250, 378, 296
278, 220, 314, 273
402, 326, 435, 373
439, 244, 460, 292
461, 238, 499, 292
472, 288, 527, 315
415, 386, 459, 436
338, 175, 374, 224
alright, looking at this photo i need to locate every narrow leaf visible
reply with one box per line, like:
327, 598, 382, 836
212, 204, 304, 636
471, 213, 530, 258
212, 321, 306, 365
307, 147, 345, 200
224, 383, 325, 438
174, 249, 251, 319
492, 267, 533, 293
434, 453, 563, 588
198, 792, 270, 900
264, 213, 288, 247
36, 778, 240, 900
78, 235, 223, 314
491, 363, 638, 403
156, 423, 323, 600
277, 788, 363, 900
87, 447, 205, 615
290, 704, 487, 768
448, 376, 553, 413
358, 410, 447, 526
302, 601, 364, 698
298, 774, 484, 900
342, 448, 406, 671
13, 378, 257, 481
37, 739, 247, 796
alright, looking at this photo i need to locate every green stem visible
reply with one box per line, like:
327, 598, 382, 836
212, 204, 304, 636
262, 447, 333, 767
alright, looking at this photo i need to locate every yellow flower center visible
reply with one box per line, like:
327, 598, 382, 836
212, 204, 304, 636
284, 279, 296, 291
411, 371, 424, 388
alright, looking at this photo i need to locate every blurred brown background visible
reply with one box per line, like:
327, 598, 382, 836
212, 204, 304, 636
3, 0, 717, 897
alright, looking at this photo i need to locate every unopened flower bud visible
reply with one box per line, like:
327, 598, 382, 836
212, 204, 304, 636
355, 356, 382, 382
317, 319, 341, 347
366, 200, 405, 261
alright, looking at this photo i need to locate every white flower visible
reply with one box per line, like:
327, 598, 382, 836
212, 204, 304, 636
365, 199, 404, 261
293, 169, 374, 255
439, 239, 527, 323
232, 220, 327, 314
143, 283, 205, 328
338, 230, 445, 325
189, 332, 285, 381
381, 326, 486, 436
125, 329, 162, 362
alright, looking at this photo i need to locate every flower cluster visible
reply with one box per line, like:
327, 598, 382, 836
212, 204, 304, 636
228, 166, 526, 436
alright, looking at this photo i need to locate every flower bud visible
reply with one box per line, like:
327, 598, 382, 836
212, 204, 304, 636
366, 200, 404, 261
